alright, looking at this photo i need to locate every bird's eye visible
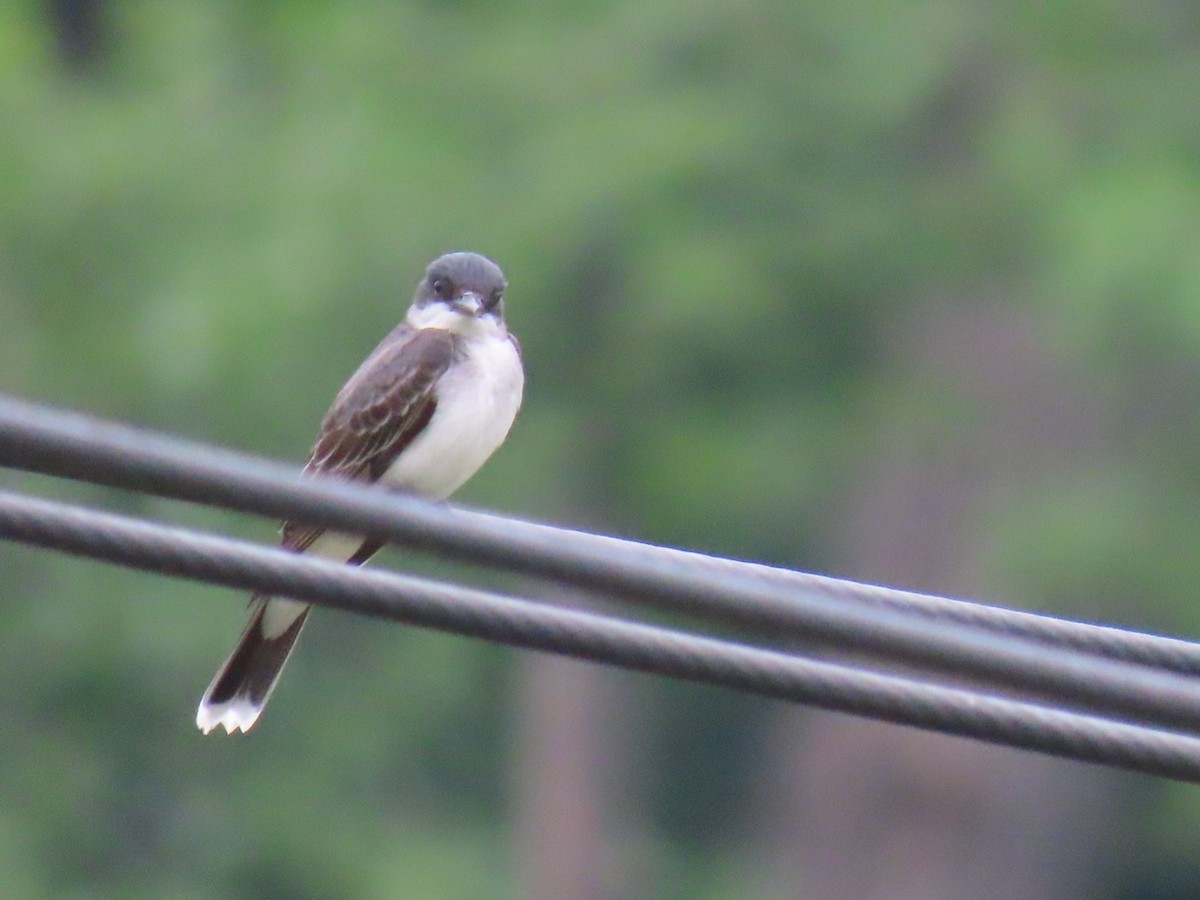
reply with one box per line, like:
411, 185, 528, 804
431, 276, 453, 299
488, 288, 504, 309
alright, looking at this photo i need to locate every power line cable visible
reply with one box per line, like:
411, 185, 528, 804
0, 394, 1184, 669
1, 487, 1200, 783
522, 523, 1200, 676
3, 396, 1200, 733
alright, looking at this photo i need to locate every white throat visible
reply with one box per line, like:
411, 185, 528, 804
406, 302, 507, 339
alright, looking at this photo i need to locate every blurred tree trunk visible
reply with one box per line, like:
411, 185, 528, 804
511, 604, 644, 900
44, 0, 107, 71
510, 240, 649, 900
752, 302, 1122, 900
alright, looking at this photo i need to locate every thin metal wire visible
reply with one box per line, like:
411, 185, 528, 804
3, 396, 1200, 734
0, 395, 1179, 670
2, 488, 1200, 782
504, 522, 1200, 676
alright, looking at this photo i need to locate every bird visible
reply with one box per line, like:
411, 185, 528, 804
196, 251, 524, 734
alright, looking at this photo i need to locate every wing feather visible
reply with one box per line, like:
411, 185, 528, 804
281, 326, 456, 554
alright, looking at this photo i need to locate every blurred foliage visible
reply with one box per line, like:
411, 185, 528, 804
3, 0, 1200, 896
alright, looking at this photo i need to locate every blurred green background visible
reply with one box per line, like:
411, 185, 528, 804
3, 0, 1200, 897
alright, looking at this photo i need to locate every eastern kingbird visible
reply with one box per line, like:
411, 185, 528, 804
196, 251, 524, 734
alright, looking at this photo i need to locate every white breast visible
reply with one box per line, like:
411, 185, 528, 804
380, 328, 524, 500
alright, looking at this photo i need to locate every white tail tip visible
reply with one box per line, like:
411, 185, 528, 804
196, 697, 264, 735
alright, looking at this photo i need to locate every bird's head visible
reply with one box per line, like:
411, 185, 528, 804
410, 252, 508, 331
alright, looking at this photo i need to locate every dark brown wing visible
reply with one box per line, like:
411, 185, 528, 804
281, 326, 456, 554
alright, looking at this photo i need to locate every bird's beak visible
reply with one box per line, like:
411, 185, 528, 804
452, 291, 485, 317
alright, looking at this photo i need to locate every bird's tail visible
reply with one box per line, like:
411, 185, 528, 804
196, 597, 310, 735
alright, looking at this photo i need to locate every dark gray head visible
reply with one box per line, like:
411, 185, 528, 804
413, 251, 507, 320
